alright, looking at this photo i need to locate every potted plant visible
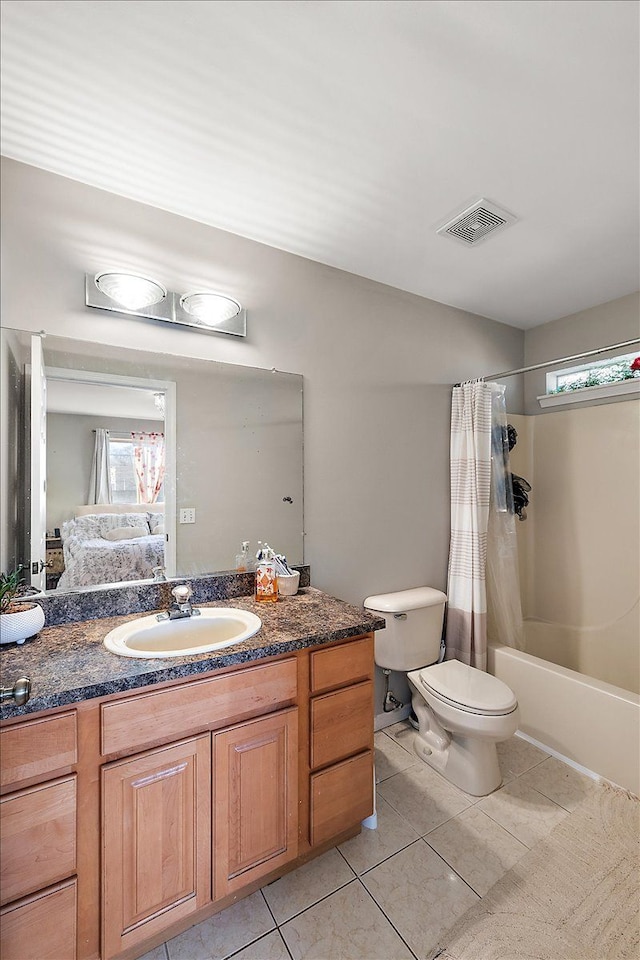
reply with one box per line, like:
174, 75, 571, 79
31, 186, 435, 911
0, 566, 45, 645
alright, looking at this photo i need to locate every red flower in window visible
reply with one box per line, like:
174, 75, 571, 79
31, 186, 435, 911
631, 357, 640, 372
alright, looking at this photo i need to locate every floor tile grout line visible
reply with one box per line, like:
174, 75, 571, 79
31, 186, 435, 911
360, 833, 484, 904
265, 874, 358, 928
276, 927, 298, 960
420, 835, 498, 900
223, 926, 293, 960
260, 886, 281, 928
354, 836, 426, 879
353, 876, 421, 960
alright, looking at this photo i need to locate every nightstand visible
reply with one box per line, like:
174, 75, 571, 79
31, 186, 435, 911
45, 536, 64, 589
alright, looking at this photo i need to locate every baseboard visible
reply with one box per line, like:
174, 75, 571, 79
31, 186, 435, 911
515, 729, 605, 784
374, 702, 411, 731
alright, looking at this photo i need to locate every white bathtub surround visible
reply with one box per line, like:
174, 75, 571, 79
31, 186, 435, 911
524, 614, 640, 695
489, 642, 640, 796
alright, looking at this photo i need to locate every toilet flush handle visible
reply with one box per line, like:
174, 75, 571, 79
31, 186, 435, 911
393, 613, 407, 620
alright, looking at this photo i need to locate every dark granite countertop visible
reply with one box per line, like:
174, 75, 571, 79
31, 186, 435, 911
0, 588, 385, 720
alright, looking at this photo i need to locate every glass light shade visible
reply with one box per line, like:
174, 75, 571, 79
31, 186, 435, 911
180, 292, 241, 326
95, 273, 166, 310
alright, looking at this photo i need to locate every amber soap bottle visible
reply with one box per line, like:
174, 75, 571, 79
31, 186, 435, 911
255, 546, 278, 602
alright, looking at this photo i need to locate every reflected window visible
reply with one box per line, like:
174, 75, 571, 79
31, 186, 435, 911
108, 436, 164, 504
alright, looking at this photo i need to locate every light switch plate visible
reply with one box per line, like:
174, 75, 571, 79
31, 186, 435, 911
179, 508, 196, 524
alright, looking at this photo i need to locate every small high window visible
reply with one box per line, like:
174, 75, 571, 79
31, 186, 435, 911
545, 352, 640, 395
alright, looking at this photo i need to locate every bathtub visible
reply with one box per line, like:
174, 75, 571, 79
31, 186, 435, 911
488, 640, 640, 796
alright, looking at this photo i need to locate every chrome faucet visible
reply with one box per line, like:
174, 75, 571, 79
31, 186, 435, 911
156, 584, 200, 621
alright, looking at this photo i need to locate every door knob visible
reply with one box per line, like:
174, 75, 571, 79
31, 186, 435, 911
0, 677, 31, 706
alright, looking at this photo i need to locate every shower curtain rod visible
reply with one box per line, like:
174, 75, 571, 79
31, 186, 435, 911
478, 337, 640, 382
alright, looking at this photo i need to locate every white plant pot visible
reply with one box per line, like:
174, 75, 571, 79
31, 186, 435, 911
0, 603, 45, 645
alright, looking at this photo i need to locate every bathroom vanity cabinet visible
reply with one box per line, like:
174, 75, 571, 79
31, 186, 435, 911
0, 633, 375, 960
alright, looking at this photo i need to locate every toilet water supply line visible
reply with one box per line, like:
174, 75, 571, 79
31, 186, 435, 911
382, 669, 404, 712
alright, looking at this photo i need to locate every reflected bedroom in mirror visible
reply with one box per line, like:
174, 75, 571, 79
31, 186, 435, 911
0, 328, 304, 596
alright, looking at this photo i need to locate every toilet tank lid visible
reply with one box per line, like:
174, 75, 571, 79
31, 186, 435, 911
363, 587, 447, 613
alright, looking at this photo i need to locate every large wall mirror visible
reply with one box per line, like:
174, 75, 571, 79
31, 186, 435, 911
0, 328, 304, 594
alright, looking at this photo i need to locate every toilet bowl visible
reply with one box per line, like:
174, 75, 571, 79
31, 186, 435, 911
407, 659, 519, 795
364, 587, 519, 797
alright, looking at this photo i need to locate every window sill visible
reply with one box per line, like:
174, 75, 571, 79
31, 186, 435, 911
537, 378, 640, 408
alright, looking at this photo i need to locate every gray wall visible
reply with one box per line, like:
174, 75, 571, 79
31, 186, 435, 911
1, 157, 525, 718
523, 292, 640, 414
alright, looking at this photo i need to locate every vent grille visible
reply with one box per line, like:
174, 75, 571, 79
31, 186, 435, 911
437, 199, 517, 246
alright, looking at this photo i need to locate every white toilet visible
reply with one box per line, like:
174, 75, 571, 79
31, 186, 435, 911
364, 587, 519, 796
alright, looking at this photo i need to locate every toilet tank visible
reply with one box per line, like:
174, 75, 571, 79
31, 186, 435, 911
364, 587, 447, 672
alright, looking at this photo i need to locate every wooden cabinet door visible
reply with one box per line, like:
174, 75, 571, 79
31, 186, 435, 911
0, 878, 77, 960
102, 735, 211, 960
213, 708, 298, 898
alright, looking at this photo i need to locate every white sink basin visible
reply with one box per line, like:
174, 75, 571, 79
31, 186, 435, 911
103, 607, 262, 658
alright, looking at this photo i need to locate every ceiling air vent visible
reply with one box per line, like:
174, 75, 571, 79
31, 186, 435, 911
436, 198, 517, 246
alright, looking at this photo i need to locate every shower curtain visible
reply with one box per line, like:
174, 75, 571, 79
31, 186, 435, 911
445, 381, 523, 669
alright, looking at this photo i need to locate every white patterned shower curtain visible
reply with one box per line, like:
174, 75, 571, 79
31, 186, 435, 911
445, 381, 493, 669
445, 381, 524, 669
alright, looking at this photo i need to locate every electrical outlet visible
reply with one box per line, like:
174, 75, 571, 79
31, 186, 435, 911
179, 508, 196, 524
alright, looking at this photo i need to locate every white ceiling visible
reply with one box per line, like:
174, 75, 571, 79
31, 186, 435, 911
1, 0, 638, 329
47, 379, 163, 421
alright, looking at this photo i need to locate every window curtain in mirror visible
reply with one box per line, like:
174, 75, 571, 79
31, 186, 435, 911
444, 381, 492, 670
131, 431, 165, 504
88, 428, 113, 504
486, 386, 525, 650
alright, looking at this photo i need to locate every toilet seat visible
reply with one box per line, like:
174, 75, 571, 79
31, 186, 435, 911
418, 659, 518, 716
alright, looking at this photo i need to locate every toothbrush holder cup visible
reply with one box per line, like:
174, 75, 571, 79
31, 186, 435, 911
278, 571, 300, 596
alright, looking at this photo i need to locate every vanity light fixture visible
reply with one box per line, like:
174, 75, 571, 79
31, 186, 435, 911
180, 292, 242, 326
95, 273, 167, 311
85, 273, 246, 337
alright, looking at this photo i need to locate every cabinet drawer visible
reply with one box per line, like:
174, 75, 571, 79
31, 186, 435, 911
101, 658, 297, 756
0, 775, 77, 905
0, 879, 77, 960
310, 636, 373, 693
310, 681, 373, 770
0, 712, 77, 790
310, 751, 373, 847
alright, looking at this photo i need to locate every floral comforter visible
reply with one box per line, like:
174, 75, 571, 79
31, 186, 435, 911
56, 513, 165, 589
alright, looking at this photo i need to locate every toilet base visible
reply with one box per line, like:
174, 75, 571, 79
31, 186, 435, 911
413, 729, 502, 796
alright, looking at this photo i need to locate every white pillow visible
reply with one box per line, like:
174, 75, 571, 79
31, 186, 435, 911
103, 526, 149, 542
151, 521, 165, 535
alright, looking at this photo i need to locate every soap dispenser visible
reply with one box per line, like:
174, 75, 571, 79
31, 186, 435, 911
255, 545, 278, 602
235, 541, 251, 572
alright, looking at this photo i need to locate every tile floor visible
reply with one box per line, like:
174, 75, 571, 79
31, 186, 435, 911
141, 724, 596, 960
